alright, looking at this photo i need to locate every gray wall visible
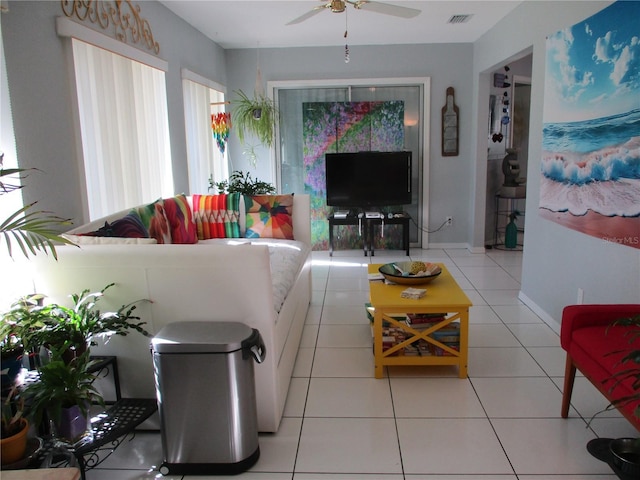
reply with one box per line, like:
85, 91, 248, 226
2, 1, 226, 226
225, 43, 474, 244
473, 1, 639, 327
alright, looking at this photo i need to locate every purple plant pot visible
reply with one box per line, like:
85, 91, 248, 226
55, 404, 92, 444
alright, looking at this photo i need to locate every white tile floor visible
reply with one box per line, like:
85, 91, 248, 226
87, 248, 637, 479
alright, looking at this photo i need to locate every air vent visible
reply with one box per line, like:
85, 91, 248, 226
448, 14, 473, 24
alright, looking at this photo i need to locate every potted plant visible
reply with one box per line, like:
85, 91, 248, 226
7, 283, 150, 362
607, 314, 640, 416
1, 327, 26, 388
588, 314, 640, 475
210, 170, 276, 196
1, 384, 29, 465
22, 345, 104, 444
232, 90, 278, 148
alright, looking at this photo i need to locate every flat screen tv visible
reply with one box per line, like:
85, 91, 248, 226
325, 151, 412, 208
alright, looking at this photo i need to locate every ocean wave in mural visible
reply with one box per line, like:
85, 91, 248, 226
540, 1, 640, 249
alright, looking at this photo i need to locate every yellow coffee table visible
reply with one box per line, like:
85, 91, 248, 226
368, 263, 472, 378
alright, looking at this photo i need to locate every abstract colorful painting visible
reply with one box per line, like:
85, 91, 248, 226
302, 101, 405, 249
540, 1, 640, 249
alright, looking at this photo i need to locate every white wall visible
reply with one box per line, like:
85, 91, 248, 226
1, 1, 226, 226
472, 1, 640, 327
225, 43, 475, 245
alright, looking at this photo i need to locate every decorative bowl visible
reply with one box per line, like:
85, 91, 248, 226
378, 261, 442, 285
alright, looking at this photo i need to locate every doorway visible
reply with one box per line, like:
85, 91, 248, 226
484, 56, 532, 249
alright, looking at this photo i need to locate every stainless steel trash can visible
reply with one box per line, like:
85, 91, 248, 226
151, 321, 266, 476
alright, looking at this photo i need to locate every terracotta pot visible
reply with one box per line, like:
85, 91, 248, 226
0, 418, 29, 465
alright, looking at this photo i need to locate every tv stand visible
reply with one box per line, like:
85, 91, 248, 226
328, 212, 410, 257
367, 214, 410, 256
328, 213, 367, 257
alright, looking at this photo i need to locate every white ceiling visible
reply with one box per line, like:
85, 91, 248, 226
159, 1, 522, 49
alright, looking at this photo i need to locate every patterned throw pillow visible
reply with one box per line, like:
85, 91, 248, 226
192, 193, 241, 240
134, 199, 172, 244
162, 194, 198, 244
80, 211, 149, 238
245, 194, 294, 239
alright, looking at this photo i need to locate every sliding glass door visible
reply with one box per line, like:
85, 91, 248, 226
276, 81, 425, 250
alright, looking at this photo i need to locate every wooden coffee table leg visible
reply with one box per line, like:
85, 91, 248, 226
374, 311, 384, 379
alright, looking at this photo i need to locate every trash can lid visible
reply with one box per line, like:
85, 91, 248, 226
151, 321, 256, 354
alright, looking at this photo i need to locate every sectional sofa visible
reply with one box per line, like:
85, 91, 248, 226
31, 193, 312, 432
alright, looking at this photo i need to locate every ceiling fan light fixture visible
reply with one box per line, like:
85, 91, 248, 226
330, 0, 347, 13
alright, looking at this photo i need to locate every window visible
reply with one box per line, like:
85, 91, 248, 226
71, 39, 173, 219
182, 70, 229, 194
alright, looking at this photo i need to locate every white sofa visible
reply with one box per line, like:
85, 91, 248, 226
31, 194, 312, 432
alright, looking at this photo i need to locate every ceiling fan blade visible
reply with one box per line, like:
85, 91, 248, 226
352, 1, 421, 19
286, 5, 327, 25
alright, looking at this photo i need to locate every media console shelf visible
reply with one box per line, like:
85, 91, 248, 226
328, 214, 367, 257
328, 213, 410, 257
367, 215, 410, 256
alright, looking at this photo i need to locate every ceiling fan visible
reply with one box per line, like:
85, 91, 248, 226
286, 0, 421, 25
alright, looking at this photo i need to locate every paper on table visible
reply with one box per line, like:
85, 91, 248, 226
401, 287, 427, 299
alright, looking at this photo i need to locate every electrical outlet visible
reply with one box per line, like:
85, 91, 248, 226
446, 216, 453, 226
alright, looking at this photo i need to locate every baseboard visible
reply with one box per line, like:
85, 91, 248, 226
518, 291, 561, 334
426, 242, 472, 250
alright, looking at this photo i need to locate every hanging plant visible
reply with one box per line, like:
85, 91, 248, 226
211, 112, 231, 154
232, 90, 278, 148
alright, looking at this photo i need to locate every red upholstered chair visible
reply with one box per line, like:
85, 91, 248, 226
560, 304, 640, 431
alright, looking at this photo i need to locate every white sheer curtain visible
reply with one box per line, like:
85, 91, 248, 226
182, 72, 228, 194
72, 39, 173, 219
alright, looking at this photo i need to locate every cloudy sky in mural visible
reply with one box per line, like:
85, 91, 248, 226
544, 1, 640, 123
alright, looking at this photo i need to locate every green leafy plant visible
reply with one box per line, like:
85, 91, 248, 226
1, 152, 73, 259
21, 346, 104, 429
604, 314, 640, 418
1, 294, 47, 356
0, 284, 149, 360
232, 90, 278, 148
210, 170, 276, 196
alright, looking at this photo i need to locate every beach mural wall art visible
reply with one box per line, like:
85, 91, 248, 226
540, 0, 640, 249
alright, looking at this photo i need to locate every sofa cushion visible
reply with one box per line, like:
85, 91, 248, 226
163, 194, 198, 244
62, 234, 158, 245
192, 193, 241, 239
571, 325, 640, 401
133, 199, 172, 244
245, 194, 294, 240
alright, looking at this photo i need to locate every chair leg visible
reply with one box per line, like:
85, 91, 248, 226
561, 353, 576, 418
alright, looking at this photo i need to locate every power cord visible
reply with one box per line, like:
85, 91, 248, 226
403, 213, 449, 234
